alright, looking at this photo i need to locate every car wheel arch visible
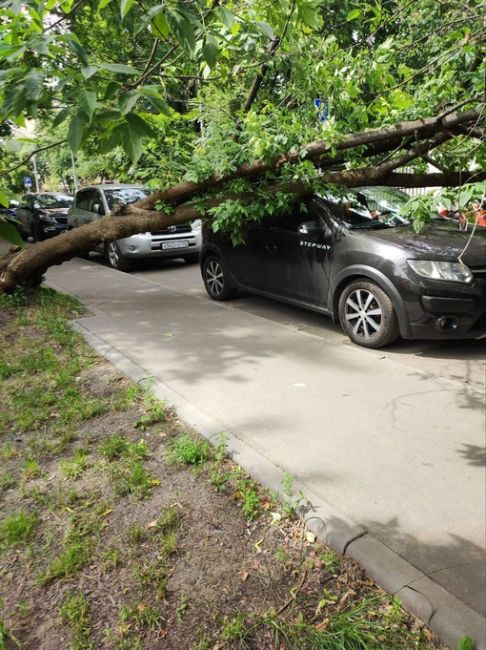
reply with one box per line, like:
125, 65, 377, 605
331, 266, 411, 338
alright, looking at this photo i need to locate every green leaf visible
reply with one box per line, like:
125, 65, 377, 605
151, 12, 169, 38
52, 107, 70, 128
0, 191, 9, 207
299, 5, 321, 29
202, 35, 218, 68
139, 87, 171, 114
457, 637, 474, 650
219, 7, 234, 29
119, 90, 139, 115
78, 89, 97, 121
68, 112, 85, 153
120, 0, 135, 19
0, 221, 25, 247
100, 63, 139, 75
255, 22, 274, 39
125, 112, 154, 139
346, 8, 361, 21
81, 65, 98, 79
166, 8, 197, 56
65, 35, 89, 66
98, 0, 112, 8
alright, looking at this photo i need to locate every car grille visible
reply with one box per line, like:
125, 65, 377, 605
55, 216, 68, 224
151, 224, 192, 235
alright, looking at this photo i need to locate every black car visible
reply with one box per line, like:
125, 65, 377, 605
16, 193, 73, 241
200, 192, 486, 348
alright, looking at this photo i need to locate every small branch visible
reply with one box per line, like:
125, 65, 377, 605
421, 153, 449, 173
243, 0, 296, 112
0, 141, 66, 178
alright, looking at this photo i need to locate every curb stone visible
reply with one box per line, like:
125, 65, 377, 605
70, 315, 486, 650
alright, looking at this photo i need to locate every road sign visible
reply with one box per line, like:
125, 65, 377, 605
24, 176, 32, 187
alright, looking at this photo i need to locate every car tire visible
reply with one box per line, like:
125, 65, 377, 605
183, 253, 200, 265
202, 254, 236, 301
338, 280, 399, 348
105, 241, 132, 272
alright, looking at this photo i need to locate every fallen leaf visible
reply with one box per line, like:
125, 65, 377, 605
239, 570, 249, 581
306, 531, 316, 543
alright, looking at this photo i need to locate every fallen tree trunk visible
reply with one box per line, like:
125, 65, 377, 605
1, 106, 484, 293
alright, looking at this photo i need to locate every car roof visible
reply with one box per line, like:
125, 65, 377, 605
80, 184, 146, 190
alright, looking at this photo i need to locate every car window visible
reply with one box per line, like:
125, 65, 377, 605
265, 199, 314, 232
104, 188, 150, 210
76, 189, 99, 211
36, 194, 73, 208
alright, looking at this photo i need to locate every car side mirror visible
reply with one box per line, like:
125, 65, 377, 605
93, 203, 105, 215
298, 221, 321, 236
33, 201, 41, 209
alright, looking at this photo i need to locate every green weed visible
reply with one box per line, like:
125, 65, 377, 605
165, 433, 211, 466
457, 637, 474, 650
99, 434, 130, 460
40, 540, 91, 586
111, 460, 157, 499
0, 472, 16, 493
101, 546, 121, 570
119, 602, 163, 630
60, 449, 89, 479
0, 443, 18, 460
134, 395, 167, 431
59, 592, 93, 650
134, 562, 167, 599
320, 549, 340, 573
0, 510, 38, 547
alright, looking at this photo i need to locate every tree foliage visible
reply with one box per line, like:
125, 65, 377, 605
0, 0, 485, 290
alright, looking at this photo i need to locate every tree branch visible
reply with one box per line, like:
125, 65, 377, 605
243, 0, 296, 112
0, 141, 67, 178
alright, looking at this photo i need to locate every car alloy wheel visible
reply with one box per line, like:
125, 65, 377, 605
206, 259, 224, 296
344, 288, 383, 340
338, 280, 399, 348
107, 242, 119, 268
202, 255, 236, 301
105, 241, 132, 272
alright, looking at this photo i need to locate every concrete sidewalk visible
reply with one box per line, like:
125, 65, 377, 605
47, 258, 486, 649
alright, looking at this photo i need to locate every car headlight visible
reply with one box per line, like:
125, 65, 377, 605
192, 219, 202, 231
407, 259, 473, 283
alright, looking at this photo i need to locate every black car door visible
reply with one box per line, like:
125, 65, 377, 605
222, 223, 267, 290
262, 198, 332, 307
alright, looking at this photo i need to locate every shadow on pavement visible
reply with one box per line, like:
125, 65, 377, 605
457, 444, 486, 467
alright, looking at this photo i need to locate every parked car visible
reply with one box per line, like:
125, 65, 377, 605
200, 191, 486, 348
0, 199, 19, 221
16, 193, 73, 241
67, 184, 202, 271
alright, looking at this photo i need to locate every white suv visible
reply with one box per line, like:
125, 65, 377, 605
67, 184, 201, 271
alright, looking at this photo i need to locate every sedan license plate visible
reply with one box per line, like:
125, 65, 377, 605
161, 240, 189, 250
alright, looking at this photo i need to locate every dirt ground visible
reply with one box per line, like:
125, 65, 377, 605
0, 289, 447, 650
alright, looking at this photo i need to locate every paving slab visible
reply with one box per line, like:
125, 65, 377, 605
46, 257, 486, 649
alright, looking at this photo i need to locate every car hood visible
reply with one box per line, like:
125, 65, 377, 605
364, 221, 486, 267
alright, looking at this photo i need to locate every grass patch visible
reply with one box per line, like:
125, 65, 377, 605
110, 459, 158, 499
165, 433, 211, 466
59, 592, 93, 650
0, 511, 38, 547
59, 449, 89, 479
134, 394, 167, 431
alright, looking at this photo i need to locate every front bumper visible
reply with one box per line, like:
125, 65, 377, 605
406, 284, 486, 341
117, 231, 202, 259
40, 223, 69, 238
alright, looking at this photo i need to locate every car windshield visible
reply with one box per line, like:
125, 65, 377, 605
104, 188, 150, 209
36, 194, 73, 208
324, 187, 411, 229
